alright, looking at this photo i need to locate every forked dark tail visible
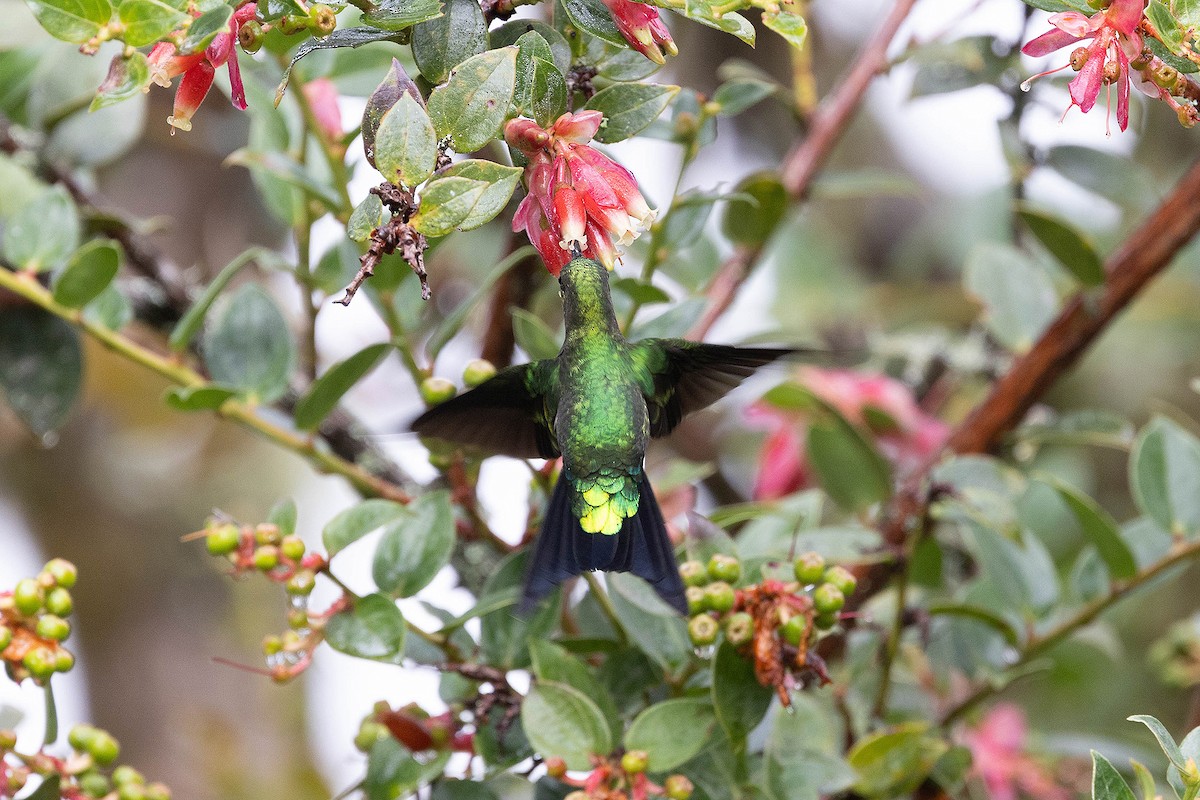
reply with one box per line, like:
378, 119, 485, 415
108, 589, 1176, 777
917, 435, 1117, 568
520, 474, 688, 615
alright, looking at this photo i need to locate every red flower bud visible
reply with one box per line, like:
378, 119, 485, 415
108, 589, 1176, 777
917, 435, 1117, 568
600, 0, 676, 64
168, 60, 216, 132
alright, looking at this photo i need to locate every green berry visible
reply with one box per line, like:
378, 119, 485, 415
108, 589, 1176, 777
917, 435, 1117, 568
113, 766, 145, 787
665, 775, 694, 800
679, 560, 708, 587
79, 770, 111, 798
703, 581, 736, 614
544, 756, 568, 778
462, 359, 497, 387
685, 586, 706, 616
354, 721, 387, 752
286, 569, 316, 596
237, 19, 264, 52
621, 750, 649, 774
0, 729, 17, 750
420, 377, 457, 406
793, 552, 825, 585
262, 635, 284, 656
278, 13, 308, 34
280, 535, 306, 561
55, 648, 76, 673
145, 783, 172, 800
43, 559, 78, 588
88, 730, 120, 765
206, 524, 241, 556
812, 583, 845, 615
814, 611, 838, 630
0, 625, 11, 651
780, 614, 807, 646
254, 524, 282, 546
253, 545, 280, 572
724, 612, 754, 647
308, 2, 336, 35
13, 579, 43, 616
688, 614, 719, 646
287, 608, 310, 629
45, 587, 73, 617
69, 724, 100, 752
22, 646, 57, 680
118, 781, 148, 800
36, 615, 70, 642
823, 565, 857, 597
707, 554, 741, 584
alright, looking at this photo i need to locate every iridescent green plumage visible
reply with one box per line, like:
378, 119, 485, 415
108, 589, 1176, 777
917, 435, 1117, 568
412, 257, 795, 613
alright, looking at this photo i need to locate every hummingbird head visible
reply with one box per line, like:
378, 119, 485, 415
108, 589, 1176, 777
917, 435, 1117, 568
559, 257, 618, 336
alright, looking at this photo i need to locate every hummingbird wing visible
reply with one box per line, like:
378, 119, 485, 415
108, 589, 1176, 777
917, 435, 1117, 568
410, 361, 559, 459
630, 341, 796, 437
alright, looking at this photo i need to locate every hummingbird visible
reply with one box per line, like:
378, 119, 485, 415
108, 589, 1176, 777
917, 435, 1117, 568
412, 256, 795, 614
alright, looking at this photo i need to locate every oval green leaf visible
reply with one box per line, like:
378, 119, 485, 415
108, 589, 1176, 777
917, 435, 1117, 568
323, 498, 408, 555
52, 240, 120, 309
1130, 417, 1200, 537
585, 83, 679, 144
0, 307, 83, 437
201, 284, 296, 403
374, 92, 439, 187
411, 160, 523, 237
3, 186, 81, 273
372, 490, 455, 597
325, 592, 407, 660
294, 343, 392, 431
624, 698, 717, 771
521, 682, 614, 770
1016, 206, 1105, 286
427, 47, 517, 152
24, 0, 112, 43
411, 0, 488, 84
1040, 475, 1137, 580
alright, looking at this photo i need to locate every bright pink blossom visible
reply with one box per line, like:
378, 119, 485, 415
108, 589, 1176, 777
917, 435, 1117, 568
1021, 0, 1144, 131
303, 77, 344, 145
505, 112, 655, 276
962, 704, 1072, 800
749, 368, 948, 501
600, 0, 677, 65
150, 3, 257, 132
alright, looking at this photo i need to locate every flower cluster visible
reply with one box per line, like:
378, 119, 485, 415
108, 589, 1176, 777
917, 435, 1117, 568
750, 368, 947, 501
147, 3, 257, 132
680, 552, 855, 706
1022, 0, 1200, 131
601, 0, 677, 65
506, 112, 655, 276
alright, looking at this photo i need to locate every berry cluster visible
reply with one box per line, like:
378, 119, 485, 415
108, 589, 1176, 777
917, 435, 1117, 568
199, 518, 330, 682
419, 359, 498, 408
0, 560, 79, 685
238, 3, 337, 53
0, 724, 170, 800
547, 753, 693, 800
679, 552, 858, 705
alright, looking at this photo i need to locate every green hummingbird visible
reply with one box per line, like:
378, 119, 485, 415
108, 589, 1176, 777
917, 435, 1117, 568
412, 256, 794, 614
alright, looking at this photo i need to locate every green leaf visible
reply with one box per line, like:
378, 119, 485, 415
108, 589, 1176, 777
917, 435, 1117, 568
178, 3, 231, 52
428, 47, 518, 153
1170, 726, 1200, 797
529, 639, 621, 735
761, 8, 806, 49
1040, 476, 1137, 580
325, 592, 407, 660
963, 242, 1058, 353
559, 0, 624, 46
411, 160, 523, 237
323, 498, 407, 555
711, 641, 773, 743
1092, 751, 1139, 800
374, 93, 439, 187
362, 0, 444, 30
625, 699, 717, 771
1017, 409, 1135, 450
23, 0, 112, 43
712, 78, 776, 116
848, 723, 949, 798
0, 307, 83, 437
164, 385, 237, 411
431, 780, 499, 800
608, 573, 693, 674
225, 150, 343, 212
168, 248, 265, 352
277, 26, 407, 99
521, 682, 613, 770
1147, 0, 1184, 47
676, 0, 754, 44
492, 19, 571, 73
83, 284, 132, 331
1016, 206, 1105, 286
3, 186, 80, 272
585, 83, 679, 144
348, 193, 386, 242
1129, 715, 1188, 771
116, 0, 190, 47
910, 35, 1010, 98
372, 490, 456, 597
925, 601, 1021, 646
294, 343, 392, 430
1173, 0, 1200, 28
798, 388, 892, 511
411, 0, 487, 84
201, 284, 296, 403
611, 278, 670, 306
511, 307, 560, 360
514, 32, 568, 126
52, 240, 120, 309
90, 51, 151, 111
1130, 417, 1200, 537
721, 172, 787, 246
1131, 759, 1158, 800
765, 701, 856, 800
479, 551, 561, 669
268, 498, 298, 537
362, 58, 424, 171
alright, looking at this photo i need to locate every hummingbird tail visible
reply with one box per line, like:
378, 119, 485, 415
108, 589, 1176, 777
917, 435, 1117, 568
519, 475, 688, 615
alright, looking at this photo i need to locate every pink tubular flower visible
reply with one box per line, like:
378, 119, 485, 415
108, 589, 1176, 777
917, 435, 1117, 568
1020, 0, 1144, 131
150, 3, 257, 132
749, 367, 949, 501
303, 77, 344, 146
505, 111, 655, 276
600, 0, 677, 65
961, 705, 1072, 800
